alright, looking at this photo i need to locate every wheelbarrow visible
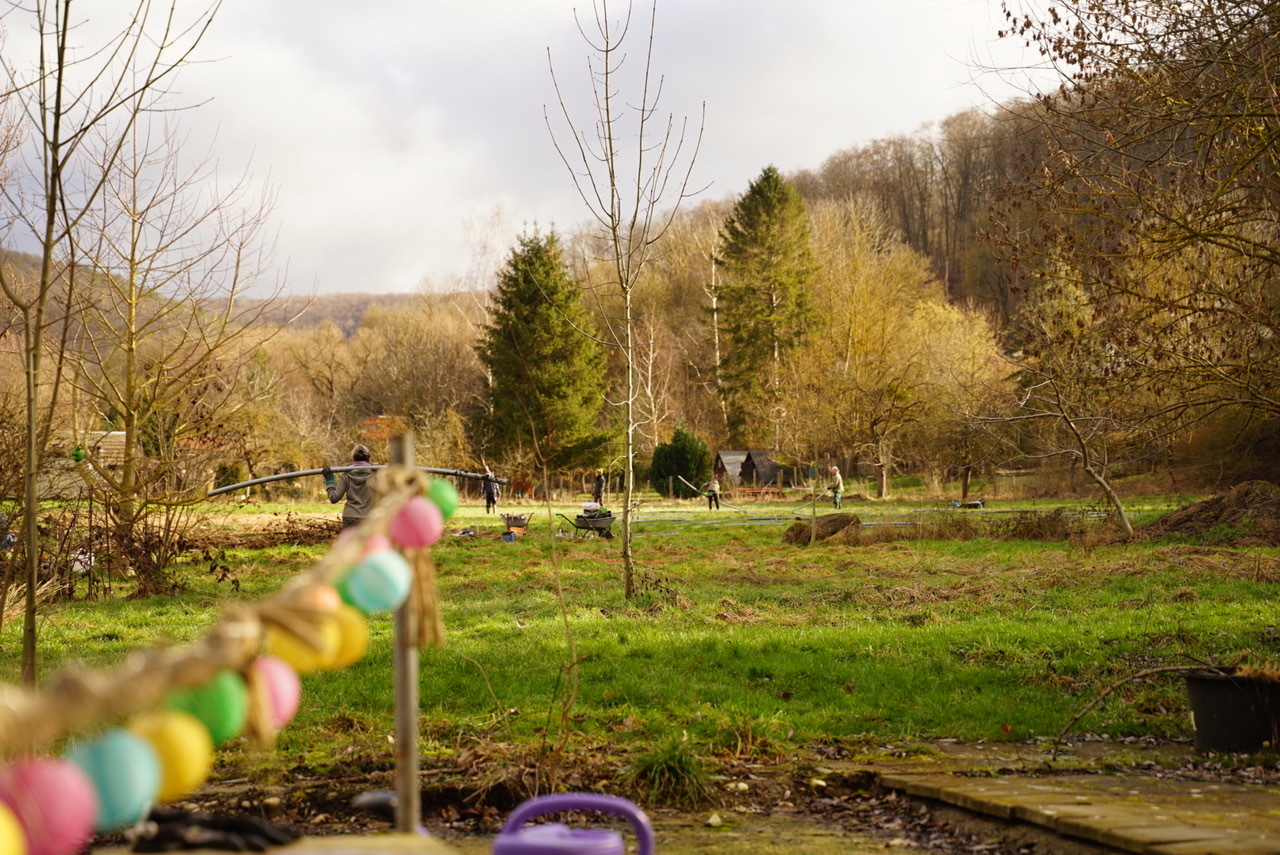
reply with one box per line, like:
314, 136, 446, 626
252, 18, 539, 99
501, 513, 530, 533
556, 511, 614, 539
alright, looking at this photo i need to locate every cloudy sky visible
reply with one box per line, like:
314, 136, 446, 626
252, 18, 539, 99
151, 1, 1043, 295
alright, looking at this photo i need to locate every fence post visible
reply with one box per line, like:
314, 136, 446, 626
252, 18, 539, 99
390, 434, 420, 834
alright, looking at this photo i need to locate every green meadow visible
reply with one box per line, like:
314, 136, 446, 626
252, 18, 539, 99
3, 491, 1276, 787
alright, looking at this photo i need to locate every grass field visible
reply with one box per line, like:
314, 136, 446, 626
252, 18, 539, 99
3, 489, 1278, 794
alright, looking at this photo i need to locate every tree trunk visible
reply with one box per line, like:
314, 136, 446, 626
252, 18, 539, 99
874, 439, 894, 499
22, 311, 41, 685
708, 261, 729, 436
622, 287, 636, 599
1085, 464, 1134, 538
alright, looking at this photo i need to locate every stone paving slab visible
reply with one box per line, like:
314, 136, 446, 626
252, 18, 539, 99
874, 770, 1280, 855
1150, 838, 1280, 855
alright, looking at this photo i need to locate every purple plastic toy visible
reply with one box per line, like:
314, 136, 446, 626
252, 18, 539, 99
492, 793, 655, 855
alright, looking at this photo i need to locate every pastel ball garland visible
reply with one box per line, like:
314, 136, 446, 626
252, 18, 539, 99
0, 469, 455, 854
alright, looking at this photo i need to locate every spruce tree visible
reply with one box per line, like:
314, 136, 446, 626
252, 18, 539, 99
716, 165, 817, 446
649, 426, 713, 498
476, 232, 609, 471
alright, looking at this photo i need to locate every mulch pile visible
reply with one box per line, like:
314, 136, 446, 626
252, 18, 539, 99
1141, 480, 1280, 546
782, 513, 861, 544
189, 513, 342, 550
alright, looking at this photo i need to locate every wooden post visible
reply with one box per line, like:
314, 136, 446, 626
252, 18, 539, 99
668, 475, 673, 499
390, 434, 420, 834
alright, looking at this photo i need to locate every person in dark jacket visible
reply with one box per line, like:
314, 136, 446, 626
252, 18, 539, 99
481, 469, 500, 513
592, 468, 606, 504
324, 444, 376, 528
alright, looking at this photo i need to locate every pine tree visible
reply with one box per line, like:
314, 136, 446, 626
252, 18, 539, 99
716, 165, 817, 446
476, 232, 610, 471
649, 426, 713, 498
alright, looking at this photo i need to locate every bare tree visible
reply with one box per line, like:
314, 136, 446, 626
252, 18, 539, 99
997, 0, 1280, 421
64, 120, 284, 589
984, 274, 1205, 536
0, 0, 227, 681
545, 0, 702, 598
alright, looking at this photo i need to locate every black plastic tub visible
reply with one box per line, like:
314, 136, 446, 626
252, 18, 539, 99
1184, 668, 1280, 753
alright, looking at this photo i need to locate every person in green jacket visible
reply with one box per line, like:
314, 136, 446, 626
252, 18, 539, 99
324, 444, 376, 528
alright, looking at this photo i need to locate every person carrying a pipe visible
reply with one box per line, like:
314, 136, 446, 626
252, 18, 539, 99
324, 444, 377, 528
481, 468, 500, 513
706, 477, 720, 511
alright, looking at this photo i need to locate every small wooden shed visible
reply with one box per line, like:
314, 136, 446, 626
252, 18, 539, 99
714, 451, 748, 486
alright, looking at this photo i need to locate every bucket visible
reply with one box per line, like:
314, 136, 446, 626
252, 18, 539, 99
492, 793, 653, 855
1184, 668, 1280, 753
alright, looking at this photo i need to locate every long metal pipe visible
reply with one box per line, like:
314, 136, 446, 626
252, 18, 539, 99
206, 465, 506, 498
678, 475, 748, 512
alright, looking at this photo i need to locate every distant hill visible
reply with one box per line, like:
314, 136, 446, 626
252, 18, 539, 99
241, 292, 422, 335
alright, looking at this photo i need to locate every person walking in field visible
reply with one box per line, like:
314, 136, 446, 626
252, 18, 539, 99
324, 444, 376, 529
481, 469, 500, 513
828, 465, 844, 510
706, 477, 720, 511
592, 468, 606, 504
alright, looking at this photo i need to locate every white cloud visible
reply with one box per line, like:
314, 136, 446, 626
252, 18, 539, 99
39, 0, 1047, 295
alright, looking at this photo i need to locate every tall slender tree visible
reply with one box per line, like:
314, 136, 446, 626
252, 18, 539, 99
546, 0, 702, 598
0, 0, 220, 683
716, 165, 817, 447
476, 232, 610, 472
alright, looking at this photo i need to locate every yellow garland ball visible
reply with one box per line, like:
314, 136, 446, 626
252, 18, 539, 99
264, 620, 340, 675
0, 802, 26, 855
328, 604, 370, 669
128, 710, 214, 803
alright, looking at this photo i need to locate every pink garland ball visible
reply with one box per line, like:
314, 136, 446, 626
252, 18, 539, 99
64, 729, 160, 831
389, 496, 443, 548
0, 801, 26, 855
249, 655, 302, 730
360, 533, 392, 557
0, 757, 97, 855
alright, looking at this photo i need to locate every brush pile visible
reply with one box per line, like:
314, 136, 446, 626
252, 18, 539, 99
1142, 480, 1280, 546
